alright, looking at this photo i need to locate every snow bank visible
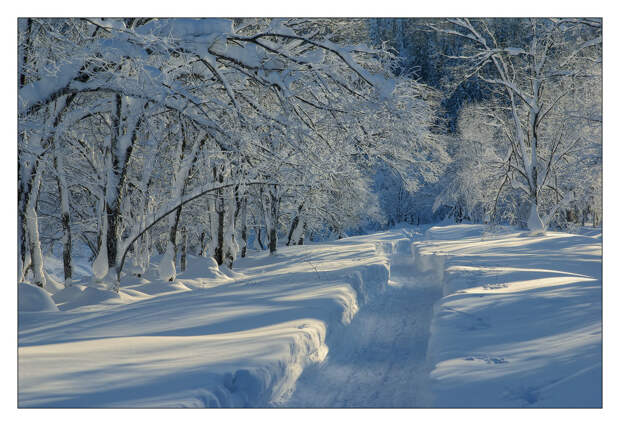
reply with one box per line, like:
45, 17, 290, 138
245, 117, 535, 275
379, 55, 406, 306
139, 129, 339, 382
411, 225, 602, 407
51, 285, 85, 304
19, 283, 59, 313
18, 231, 403, 407
60, 287, 121, 311
177, 255, 232, 287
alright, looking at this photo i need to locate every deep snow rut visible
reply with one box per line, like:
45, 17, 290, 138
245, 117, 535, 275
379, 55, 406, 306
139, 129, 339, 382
283, 239, 442, 407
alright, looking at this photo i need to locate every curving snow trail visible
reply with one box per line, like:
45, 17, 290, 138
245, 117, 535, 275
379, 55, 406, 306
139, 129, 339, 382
283, 240, 442, 407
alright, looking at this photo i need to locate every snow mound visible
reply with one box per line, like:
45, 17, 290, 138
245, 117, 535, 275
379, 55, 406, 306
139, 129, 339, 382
180, 256, 231, 282
218, 265, 245, 279
61, 287, 121, 310
19, 282, 59, 312
158, 245, 177, 282
52, 285, 86, 304
43, 272, 65, 294
425, 224, 486, 240
129, 280, 190, 296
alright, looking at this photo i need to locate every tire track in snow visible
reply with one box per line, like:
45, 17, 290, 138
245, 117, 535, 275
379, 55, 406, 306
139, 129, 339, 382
282, 240, 442, 407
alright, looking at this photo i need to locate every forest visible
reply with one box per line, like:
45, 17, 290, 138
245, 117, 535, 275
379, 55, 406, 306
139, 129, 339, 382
18, 18, 601, 290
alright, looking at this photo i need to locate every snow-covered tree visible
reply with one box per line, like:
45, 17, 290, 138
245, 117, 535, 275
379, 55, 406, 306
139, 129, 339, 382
433, 18, 601, 231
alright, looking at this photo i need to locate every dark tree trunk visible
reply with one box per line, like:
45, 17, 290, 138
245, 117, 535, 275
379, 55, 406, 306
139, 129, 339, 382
170, 205, 182, 259
180, 227, 188, 272
214, 200, 224, 265
211, 167, 226, 266
240, 197, 248, 258
105, 203, 119, 270
60, 210, 72, 283
241, 225, 248, 257
286, 215, 299, 246
269, 227, 277, 254
256, 227, 265, 250
105, 94, 123, 270
19, 18, 32, 89
268, 188, 279, 255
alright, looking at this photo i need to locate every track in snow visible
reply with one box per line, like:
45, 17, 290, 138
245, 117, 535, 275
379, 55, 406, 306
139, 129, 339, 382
283, 241, 442, 407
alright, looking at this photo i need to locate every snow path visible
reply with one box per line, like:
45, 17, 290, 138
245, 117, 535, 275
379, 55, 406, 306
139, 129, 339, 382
283, 240, 442, 407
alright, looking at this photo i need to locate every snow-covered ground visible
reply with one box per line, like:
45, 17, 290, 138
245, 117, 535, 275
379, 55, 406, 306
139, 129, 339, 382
421, 225, 602, 407
18, 225, 601, 407
18, 232, 396, 407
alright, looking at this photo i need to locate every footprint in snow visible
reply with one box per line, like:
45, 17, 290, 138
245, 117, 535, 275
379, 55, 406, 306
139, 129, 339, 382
464, 355, 508, 364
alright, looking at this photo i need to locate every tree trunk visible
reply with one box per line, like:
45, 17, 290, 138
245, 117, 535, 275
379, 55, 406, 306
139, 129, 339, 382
105, 95, 144, 274
256, 227, 265, 250
286, 215, 300, 246
240, 198, 248, 258
286, 204, 304, 246
223, 189, 237, 269
269, 227, 277, 254
200, 231, 207, 257
210, 167, 226, 265
105, 94, 123, 270
18, 158, 31, 282
170, 206, 182, 258
582, 206, 587, 226
214, 198, 224, 265
105, 202, 120, 271
60, 209, 72, 285
18, 205, 29, 282
593, 210, 600, 227
24, 160, 46, 287
527, 197, 544, 232
297, 222, 306, 245
18, 18, 32, 89
268, 187, 280, 255
54, 153, 72, 286
20, 94, 75, 286
180, 227, 188, 272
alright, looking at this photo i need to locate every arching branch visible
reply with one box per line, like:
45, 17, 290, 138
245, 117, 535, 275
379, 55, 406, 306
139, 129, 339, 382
116, 180, 310, 282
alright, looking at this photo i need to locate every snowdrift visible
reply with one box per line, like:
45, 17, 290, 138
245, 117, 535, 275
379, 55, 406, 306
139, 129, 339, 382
410, 225, 602, 407
18, 233, 402, 407
19, 283, 59, 313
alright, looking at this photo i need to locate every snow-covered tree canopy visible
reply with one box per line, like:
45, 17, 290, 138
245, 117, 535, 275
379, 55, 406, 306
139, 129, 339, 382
18, 18, 601, 292
18, 18, 441, 289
